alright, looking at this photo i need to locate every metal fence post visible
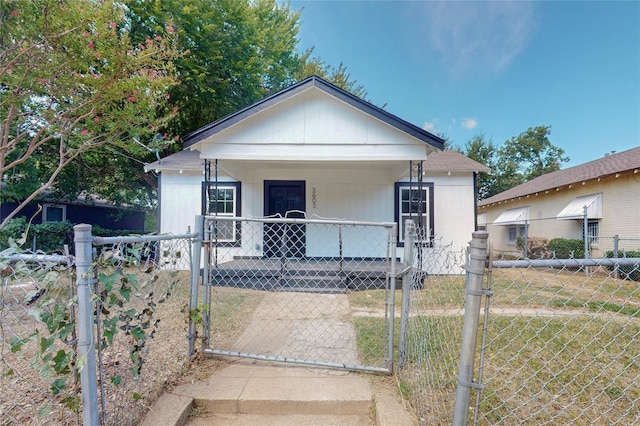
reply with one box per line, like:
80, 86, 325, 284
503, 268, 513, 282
453, 231, 489, 426
188, 216, 204, 357
73, 224, 99, 426
613, 234, 619, 279
386, 222, 398, 373
583, 206, 589, 276
399, 220, 415, 368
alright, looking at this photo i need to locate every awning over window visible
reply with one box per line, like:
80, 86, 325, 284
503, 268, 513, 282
493, 207, 529, 225
556, 193, 602, 220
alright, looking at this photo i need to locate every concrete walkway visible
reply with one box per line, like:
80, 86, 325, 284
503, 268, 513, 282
140, 293, 417, 425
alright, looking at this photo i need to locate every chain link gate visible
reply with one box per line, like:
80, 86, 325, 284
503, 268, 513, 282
196, 215, 399, 373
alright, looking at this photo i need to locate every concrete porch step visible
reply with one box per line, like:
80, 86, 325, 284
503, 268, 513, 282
186, 413, 370, 425
183, 364, 372, 416
141, 363, 374, 426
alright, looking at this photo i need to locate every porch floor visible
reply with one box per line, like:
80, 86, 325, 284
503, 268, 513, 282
206, 258, 403, 293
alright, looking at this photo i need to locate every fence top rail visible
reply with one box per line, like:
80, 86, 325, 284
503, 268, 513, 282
492, 258, 640, 269
204, 215, 397, 228
0, 253, 73, 265
92, 233, 199, 246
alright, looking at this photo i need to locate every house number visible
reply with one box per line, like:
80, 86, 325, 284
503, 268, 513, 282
312, 187, 317, 208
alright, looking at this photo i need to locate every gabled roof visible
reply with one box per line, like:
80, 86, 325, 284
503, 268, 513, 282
479, 146, 640, 206
423, 150, 491, 173
181, 75, 444, 150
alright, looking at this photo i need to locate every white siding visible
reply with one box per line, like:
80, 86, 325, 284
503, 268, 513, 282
158, 166, 479, 274
159, 172, 202, 235
197, 90, 430, 161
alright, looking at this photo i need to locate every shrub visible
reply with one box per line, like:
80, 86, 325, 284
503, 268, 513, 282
91, 225, 143, 237
516, 236, 550, 259
32, 221, 74, 253
605, 250, 640, 281
0, 217, 29, 250
548, 238, 585, 259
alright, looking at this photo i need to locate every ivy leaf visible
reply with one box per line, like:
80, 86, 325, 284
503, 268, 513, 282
131, 327, 145, 341
119, 283, 132, 302
52, 350, 72, 375
10, 337, 26, 353
51, 378, 67, 396
111, 375, 122, 386
99, 271, 119, 292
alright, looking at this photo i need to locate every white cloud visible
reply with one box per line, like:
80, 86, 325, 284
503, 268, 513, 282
411, 1, 537, 78
423, 121, 437, 132
461, 118, 478, 130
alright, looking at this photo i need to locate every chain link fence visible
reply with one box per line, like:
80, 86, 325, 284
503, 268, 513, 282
397, 226, 468, 425
200, 215, 398, 373
90, 233, 195, 425
0, 250, 76, 425
474, 256, 640, 425
0, 230, 197, 425
449, 230, 640, 425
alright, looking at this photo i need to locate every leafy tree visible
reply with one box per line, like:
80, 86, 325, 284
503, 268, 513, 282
498, 125, 569, 181
296, 51, 368, 99
125, 0, 304, 138
461, 126, 568, 200
0, 0, 178, 228
125, 0, 366, 137
462, 134, 498, 200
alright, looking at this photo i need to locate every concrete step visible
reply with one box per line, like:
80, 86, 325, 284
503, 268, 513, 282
140, 363, 418, 426
178, 364, 372, 417
186, 413, 370, 425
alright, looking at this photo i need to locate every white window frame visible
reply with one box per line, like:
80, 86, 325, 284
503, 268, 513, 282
395, 183, 433, 245
43, 203, 66, 222
209, 186, 237, 243
202, 182, 242, 247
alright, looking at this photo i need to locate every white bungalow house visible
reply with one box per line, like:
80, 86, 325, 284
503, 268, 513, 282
478, 146, 640, 257
146, 76, 488, 272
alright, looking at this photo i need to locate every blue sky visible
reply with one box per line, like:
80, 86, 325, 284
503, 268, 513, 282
288, 0, 640, 167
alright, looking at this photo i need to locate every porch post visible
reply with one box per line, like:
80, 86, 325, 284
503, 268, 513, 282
399, 219, 415, 368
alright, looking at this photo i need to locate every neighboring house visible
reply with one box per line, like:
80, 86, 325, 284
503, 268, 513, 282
146, 76, 488, 270
0, 197, 147, 232
478, 146, 640, 257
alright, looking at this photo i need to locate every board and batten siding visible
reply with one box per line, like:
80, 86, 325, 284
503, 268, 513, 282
415, 172, 477, 274
196, 90, 430, 161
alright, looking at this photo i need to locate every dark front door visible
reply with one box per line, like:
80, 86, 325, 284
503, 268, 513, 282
264, 181, 305, 258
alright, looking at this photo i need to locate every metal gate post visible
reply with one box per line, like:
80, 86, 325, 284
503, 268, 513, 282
73, 224, 99, 426
399, 219, 415, 368
453, 231, 489, 426
188, 216, 204, 357
202, 218, 211, 350
386, 223, 398, 373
